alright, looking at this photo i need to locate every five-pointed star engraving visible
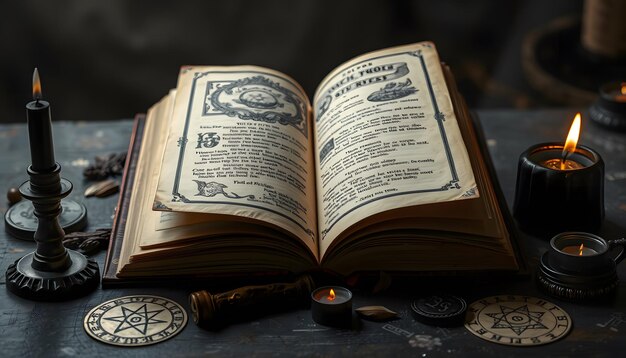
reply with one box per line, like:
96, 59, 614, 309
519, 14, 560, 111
486, 305, 547, 336
104, 304, 167, 335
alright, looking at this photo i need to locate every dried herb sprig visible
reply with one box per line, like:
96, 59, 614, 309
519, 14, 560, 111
63, 228, 111, 256
83, 152, 127, 181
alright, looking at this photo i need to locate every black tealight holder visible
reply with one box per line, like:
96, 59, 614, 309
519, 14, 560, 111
311, 286, 352, 327
537, 232, 625, 301
513, 143, 604, 235
589, 81, 626, 131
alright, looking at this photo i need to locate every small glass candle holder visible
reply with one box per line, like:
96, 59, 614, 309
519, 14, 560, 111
537, 232, 625, 301
311, 286, 352, 327
589, 81, 626, 131
513, 143, 604, 235
548, 232, 621, 274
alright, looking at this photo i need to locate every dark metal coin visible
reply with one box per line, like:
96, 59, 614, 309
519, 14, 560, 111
411, 294, 467, 327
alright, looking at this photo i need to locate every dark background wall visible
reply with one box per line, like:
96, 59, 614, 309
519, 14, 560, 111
0, 0, 583, 123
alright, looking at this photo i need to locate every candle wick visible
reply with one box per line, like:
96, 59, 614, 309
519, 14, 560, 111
560, 150, 571, 170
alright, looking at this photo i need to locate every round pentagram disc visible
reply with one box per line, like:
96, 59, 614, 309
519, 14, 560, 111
4, 199, 87, 240
465, 295, 572, 346
84, 295, 187, 346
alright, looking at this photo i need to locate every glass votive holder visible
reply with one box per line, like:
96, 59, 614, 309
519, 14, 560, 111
537, 232, 625, 301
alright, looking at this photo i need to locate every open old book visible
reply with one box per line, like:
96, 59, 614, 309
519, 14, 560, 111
104, 42, 522, 284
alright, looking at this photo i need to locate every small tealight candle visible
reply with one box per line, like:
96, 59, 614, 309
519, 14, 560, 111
549, 232, 609, 274
311, 286, 352, 327
560, 243, 598, 256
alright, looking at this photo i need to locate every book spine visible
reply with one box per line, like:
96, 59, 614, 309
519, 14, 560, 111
102, 114, 147, 287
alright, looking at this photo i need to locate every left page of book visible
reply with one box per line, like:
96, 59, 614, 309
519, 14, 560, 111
153, 66, 318, 255
118, 91, 319, 277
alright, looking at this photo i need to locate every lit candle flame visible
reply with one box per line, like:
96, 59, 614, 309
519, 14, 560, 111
328, 289, 336, 301
578, 244, 584, 256
32, 68, 42, 101
561, 113, 581, 168
621, 83, 626, 95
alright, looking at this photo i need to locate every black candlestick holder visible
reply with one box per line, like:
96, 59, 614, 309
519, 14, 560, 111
537, 232, 625, 302
513, 143, 604, 235
5, 164, 99, 301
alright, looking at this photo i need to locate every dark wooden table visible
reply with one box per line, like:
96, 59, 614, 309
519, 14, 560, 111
1, 110, 625, 357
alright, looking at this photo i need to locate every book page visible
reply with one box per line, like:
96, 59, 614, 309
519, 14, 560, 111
154, 66, 318, 253
118, 90, 175, 274
118, 91, 318, 276
312, 42, 478, 256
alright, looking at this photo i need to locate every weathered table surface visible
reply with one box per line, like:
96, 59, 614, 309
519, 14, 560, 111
1, 109, 625, 357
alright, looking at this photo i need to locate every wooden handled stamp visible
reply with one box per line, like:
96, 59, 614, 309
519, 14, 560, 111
189, 275, 315, 329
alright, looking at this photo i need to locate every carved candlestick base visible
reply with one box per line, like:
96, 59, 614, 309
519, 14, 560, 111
5, 164, 99, 301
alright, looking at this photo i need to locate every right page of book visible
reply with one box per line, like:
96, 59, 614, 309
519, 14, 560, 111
313, 42, 478, 256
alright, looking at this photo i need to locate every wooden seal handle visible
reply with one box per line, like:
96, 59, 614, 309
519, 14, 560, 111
189, 275, 315, 329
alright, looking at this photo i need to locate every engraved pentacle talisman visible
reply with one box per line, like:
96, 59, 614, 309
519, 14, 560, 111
84, 295, 187, 346
465, 295, 572, 346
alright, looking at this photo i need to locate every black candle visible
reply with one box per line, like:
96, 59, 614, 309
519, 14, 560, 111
26, 68, 56, 172
513, 143, 604, 234
513, 113, 604, 234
